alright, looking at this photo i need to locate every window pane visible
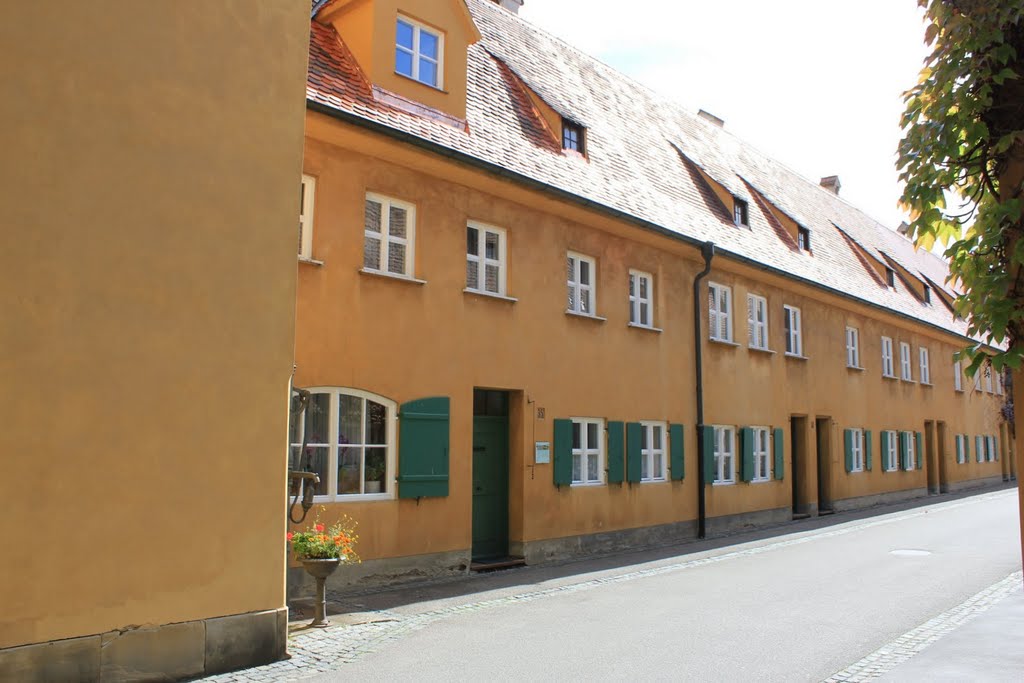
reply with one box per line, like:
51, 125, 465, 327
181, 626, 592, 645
567, 256, 575, 283
640, 428, 648, 450
306, 446, 330, 495
653, 426, 662, 449
338, 394, 363, 446
419, 58, 438, 86
653, 452, 663, 477
387, 241, 406, 274
365, 400, 387, 445
485, 231, 499, 260
641, 456, 649, 479
587, 454, 598, 481
467, 226, 478, 256
396, 20, 414, 49
629, 274, 635, 297
364, 200, 382, 233
485, 264, 499, 293
640, 302, 649, 325
364, 235, 381, 269
395, 48, 413, 77
420, 30, 439, 59
640, 277, 648, 298
338, 446, 361, 495
587, 422, 598, 446
580, 288, 591, 314
572, 453, 581, 482
466, 260, 479, 290
364, 447, 387, 489
572, 422, 581, 450
389, 206, 407, 238
567, 284, 576, 311
304, 393, 330, 445
579, 260, 590, 285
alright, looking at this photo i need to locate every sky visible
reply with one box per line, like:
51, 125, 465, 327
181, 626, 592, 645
519, 0, 931, 232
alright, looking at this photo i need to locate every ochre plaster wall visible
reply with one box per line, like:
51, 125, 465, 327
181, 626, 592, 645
0, 2, 308, 649
295, 113, 1007, 564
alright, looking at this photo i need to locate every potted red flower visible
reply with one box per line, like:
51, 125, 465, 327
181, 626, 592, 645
287, 512, 359, 627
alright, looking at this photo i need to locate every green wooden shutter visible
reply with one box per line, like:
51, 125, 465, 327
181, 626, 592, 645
915, 431, 923, 469
844, 429, 854, 473
994, 437, 1000, 461
773, 427, 784, 480
900, 432, 909, 470
398, 397, 450, 498
864, 430, 873, 471
626, 422, 642, 483
702, 426, 716, 484
669, 424, 685, 481
552, 419, 573, 486
740, 427, 754, 482
975, 435, 983, 463
880, 431, 889, 472
607, 421, 624, 484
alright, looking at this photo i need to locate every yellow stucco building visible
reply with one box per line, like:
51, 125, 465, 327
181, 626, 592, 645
0, 2, 309, 680
292, 0, 1015, 595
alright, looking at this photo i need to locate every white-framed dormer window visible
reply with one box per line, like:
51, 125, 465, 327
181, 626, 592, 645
885, 430, 899, 471
713, 425, 736, 484
846, 326, 860, 368
747, 294, 769, 350
881, 337, 895, 377
571, 418, 605, 485
299, 174, 316, 259
364, 193, 415, 277
629, 270, 654, 328
984, 364, 994, 393
954, 359, 963, 392
847, 428, 864, 473
395, 16, 443, 89
919, 347, 931, 384
289, 388, 396, 501
752, 426, 771, 482
466, 222, 506, 296
640, 421, 667, 482
708, 282, 733, 342
784, 305, 802, 356
567, 252, 596, 316
955, 434, 966, 464
734, 198, 749, 226
900, 342, 913, 381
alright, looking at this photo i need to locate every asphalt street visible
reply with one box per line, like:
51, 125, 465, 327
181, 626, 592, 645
305, 489, 1021, 682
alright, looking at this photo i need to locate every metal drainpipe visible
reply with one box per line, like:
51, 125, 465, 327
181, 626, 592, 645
693, 241, 715, 539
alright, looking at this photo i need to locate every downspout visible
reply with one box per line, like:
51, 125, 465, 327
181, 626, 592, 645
693, 241, 715, 539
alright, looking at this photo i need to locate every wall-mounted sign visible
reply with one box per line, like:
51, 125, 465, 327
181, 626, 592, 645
535, 441, 551, 464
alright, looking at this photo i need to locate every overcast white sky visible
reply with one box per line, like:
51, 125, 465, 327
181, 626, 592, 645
519, 1, 930, 232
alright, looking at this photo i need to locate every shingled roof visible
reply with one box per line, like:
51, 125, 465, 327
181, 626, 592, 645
308, 0, 973, 342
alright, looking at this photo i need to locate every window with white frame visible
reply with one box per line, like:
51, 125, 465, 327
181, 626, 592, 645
919, 347, 930, 384
708, 283, 733, 342
987, 435, 997, 462
954, 360, 963, 392
289, 388, 395, 500
900, 342, 913, 381
752, 426, 771, 481
849, 428, 864, 472
571, 418, 604, 485
567, 252, 596, 315
995, 369, 1004, 395
640, 421, 667, 482
955, 434, 966, 464
299, 174, 316, 259
395, 16, 442, 88
885, 430, 899, 471
364, 193, 415, 277
629, 270, 654, 327
466, 222, 506, 296
734, 198, 749, 226
902, 430, 916, 469
984, 364, 993, 393
713, 426, 736, 484
747, 294, 769, 350
974, 368, 982, 392
784, 305, 802, 356
881, 337, 895, 377
846, 326, 860, 368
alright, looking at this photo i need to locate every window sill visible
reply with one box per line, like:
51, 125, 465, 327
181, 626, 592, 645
784, 352, 809, 361
359, 268, 427, 285
955, 389, 964, 393
901, 378, 916, 384
846, 365, 865, 372
882, 374, 899, 381
709, 337, 740, 347
639, 477, 668, 484
712, 480, 735, 486
920, 381, 933, 387
566, 310, 607, 322
749, 346, 775, 355
464, 288, 517, 303
570, 481, 605, 487
298, 256, 324, 266
750, 478, 772, 484
628, 323, 663, 333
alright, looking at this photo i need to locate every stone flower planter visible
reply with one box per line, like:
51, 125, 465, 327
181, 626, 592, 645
300, 558, 341, 627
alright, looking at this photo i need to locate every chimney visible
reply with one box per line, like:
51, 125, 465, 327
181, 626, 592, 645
897, 221, 911, 237
820, 175, 841, 195
697, 109, 725, 128
492, 0, 523, 13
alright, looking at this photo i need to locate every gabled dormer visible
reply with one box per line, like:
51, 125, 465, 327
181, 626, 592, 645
741, 179, 812, 253
880, 252, 929, 302
316, 0, 480, 121
833, 224, 888, 287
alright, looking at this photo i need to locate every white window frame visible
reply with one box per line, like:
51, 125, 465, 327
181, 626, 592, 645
919, 347, 931, 384
900, 342, 913, 381
974, 368, 982, 392
885, 430, 899, 471
708, 282, 733, 342
640, 421, 667, 482
984, 364, 994, 393
466, 221, 507, 296
987, 435, 997, 462
849, 428, 864, 473
364, 192, 416, 278
881, 337, 895, 377
629, 270, 654, 328
289, 387, 396, 502
954, 360, 963, 392
299, 174, 316, 259
784, 305, 802, 356
747, 294, 769, 350
995, 370, 1004, 395
395, 16, 443, 89
713, 425, 736, 484
734, 198, 749, 226
846, 326, 860, 368
903, 430, 916, 469
955, 434, 965, 464
567, 252, 597, 316
571, 417, 605, 486
752, 426, 772, 482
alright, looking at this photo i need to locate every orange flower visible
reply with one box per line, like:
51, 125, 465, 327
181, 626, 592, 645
286, 532, 294, 541
335, 539, 342, 546
315, 524, 325, 532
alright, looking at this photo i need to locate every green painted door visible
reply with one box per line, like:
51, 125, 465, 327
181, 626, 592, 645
472, 415, 509, 560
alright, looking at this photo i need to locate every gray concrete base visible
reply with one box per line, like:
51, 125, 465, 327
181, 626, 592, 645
288, 550, 471, 601
832, 486, 928, 513
0, 608, 287, 683
512, 520, 699, 565
942, 475, 1005, 494
705, 506, 792, 536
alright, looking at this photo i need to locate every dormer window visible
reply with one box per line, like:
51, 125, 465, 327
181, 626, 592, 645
733, 198, 748, 226
395, 16, 442, 88
923, 285, 931, 304
562, 119, 585, 154
886, 267, 895, 288
798, 227, 810, 252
